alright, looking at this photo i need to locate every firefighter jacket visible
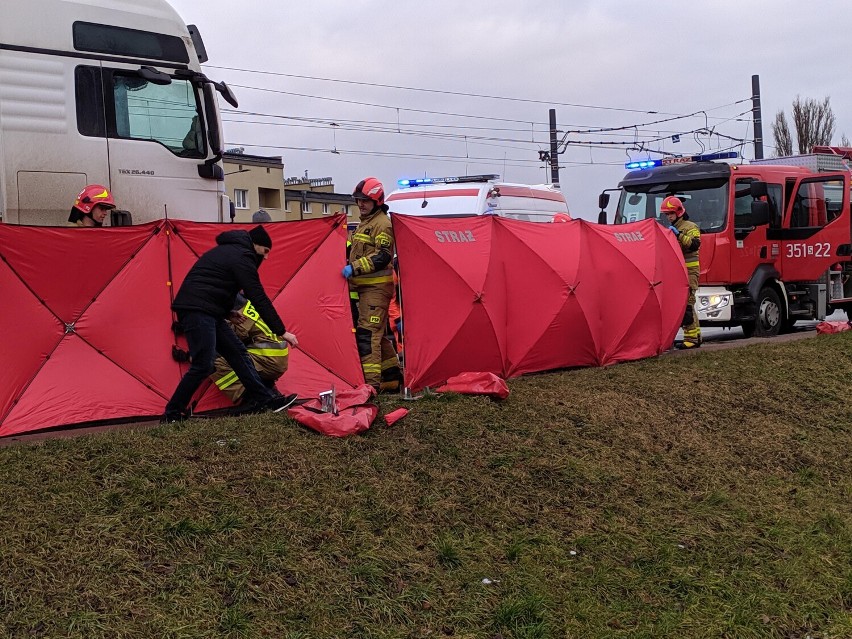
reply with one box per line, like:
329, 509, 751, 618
231, 300, 289, 377
212, 300, 289, 399
172, 230, 286, 336
348, 206, 395, 288
673, 216, 700, 268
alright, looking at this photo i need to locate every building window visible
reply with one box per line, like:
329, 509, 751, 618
322, 203, 329, 216
347, 205, 354, 217
234, 189, 248, 209
301, 200, 311, 215
258, 188, 281, 209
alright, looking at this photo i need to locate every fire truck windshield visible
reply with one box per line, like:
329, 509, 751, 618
615, 178, 729, 233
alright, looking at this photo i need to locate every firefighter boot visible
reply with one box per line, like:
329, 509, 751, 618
676, 338, 702, 349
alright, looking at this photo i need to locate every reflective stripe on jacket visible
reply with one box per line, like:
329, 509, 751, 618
349, 208, 395, 287
674, 217, 700, 267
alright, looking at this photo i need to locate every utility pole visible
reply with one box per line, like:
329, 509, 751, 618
752, 74, 764, 160
549, 108, 560, 186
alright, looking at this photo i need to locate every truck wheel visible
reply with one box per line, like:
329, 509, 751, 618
748, 286, 782, 337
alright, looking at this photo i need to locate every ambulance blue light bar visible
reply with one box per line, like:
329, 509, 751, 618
626, 151, 739, 170
398, 174, 500, 187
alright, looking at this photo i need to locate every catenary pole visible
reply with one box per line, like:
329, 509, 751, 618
549, 108, 560, 186
752, 74, 764, 160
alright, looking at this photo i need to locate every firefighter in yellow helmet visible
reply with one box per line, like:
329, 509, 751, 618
661, 195, 702, 348
342, 177, 399, 391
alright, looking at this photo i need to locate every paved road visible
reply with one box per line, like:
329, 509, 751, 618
671, 309, 849, 353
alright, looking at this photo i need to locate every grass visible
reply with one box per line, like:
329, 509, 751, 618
1, 334, 852, 638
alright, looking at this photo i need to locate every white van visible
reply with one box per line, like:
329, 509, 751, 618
385, 174, 570, 222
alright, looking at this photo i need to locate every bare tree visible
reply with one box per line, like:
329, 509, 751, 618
841, 133, 850, 147
791, 96, 836, 153
771, 110, 793, 157
771, 96, 836, 156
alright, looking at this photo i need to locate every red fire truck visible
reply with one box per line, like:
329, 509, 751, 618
599, 148, 852, 336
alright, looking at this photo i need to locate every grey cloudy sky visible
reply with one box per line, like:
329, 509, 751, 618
170, 0, 852, 219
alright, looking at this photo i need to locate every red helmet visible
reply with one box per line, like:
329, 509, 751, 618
74, 184, 116, 215
552, 212, 572, 223
353, 177, 384, 206
660, 195, 685, 217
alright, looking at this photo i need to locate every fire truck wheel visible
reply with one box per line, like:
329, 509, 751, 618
744, 286, 782, 338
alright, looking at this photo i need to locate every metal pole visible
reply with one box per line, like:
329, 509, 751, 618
752, 74, 764, 160
549, 108, 560, 186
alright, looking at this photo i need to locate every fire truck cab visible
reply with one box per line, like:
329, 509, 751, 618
600, 149, 852, 336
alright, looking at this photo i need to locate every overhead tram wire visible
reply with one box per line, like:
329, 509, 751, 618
221, 113, 752, 154
226, 82, 753, 129
220, 99, 755, 147
221, 118, 546, 154
217, 81, 754, 165
227, 84, 544, 125
223, 142, 626, 168
222, 107, 752, 138
208, 63, 749, 123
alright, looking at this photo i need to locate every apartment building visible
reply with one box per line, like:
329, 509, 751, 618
224, 150, 356, 222
223, 150, 285, 222
283, 176, 357, 222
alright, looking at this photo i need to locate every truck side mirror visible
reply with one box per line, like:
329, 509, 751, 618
597, 193, 610, 224
110, 209, 132, 226
215, 81, 239, 109
749, 180, 768, 199
750, 200, 770, 226
202, 85, 223, 156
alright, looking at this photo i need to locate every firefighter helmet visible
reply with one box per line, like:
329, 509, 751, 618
353, 177, 385, 206
73, 184, 116, 215
660, 195, 685, 217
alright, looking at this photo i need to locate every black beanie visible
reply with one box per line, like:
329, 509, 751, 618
248, 225, 272, 249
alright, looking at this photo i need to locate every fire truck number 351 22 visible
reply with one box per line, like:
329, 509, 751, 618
786, 242, 831, 258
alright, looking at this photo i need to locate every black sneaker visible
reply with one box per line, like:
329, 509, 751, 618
160, 411, 185, 424
266, 393, 298, 413
231, 398, 268, 416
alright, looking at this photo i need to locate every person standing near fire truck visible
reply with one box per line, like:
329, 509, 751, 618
342, 177, 399, 391
661, 195, 702, 348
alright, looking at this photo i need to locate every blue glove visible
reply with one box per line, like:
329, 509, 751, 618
342, 264, 354, 279
668, 225, 680, 236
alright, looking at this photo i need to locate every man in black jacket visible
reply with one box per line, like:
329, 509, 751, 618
162, 225, 298, 422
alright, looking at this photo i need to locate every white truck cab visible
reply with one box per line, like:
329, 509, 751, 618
385, 174, 570, 222
0, 0, 237, 225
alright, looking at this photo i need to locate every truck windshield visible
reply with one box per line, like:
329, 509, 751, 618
615, 178, 729, 233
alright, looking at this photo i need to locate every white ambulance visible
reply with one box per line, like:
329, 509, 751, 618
385, 174, 570, 222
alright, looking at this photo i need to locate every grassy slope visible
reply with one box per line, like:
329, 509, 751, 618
1, 335, 851, 639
